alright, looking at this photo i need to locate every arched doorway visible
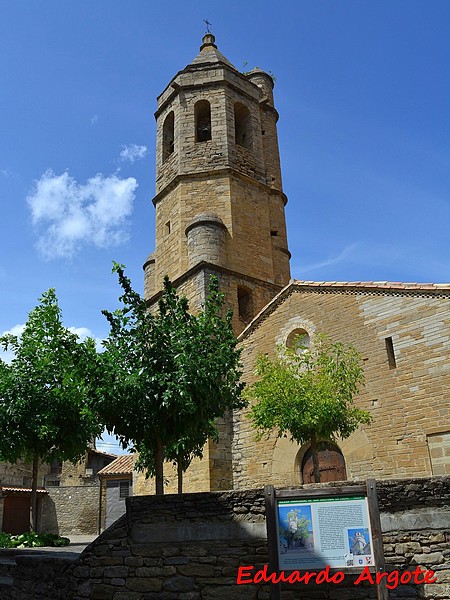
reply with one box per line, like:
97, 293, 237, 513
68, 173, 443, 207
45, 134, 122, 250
301, 442, 347, 483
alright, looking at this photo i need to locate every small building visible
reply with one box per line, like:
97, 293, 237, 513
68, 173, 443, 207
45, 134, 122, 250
0, 486, 48, 535
0, 449, 117, 535
98, 455, 133, 532
44, 448, 118, 488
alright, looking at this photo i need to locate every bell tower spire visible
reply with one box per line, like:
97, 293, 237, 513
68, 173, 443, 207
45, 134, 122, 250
144, 35, 291, 334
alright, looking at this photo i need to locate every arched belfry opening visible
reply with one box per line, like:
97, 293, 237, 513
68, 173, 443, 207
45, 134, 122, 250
234, 102, 252, 149
162, 111, 175, 162
300, 442, 347, 483
195, 100, 212, 142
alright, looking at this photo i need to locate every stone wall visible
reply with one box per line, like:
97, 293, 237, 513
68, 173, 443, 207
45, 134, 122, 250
235, 284, 450, 486
0, 460, 48, 489
5, 477, 447, 600
41, 484, 100, 536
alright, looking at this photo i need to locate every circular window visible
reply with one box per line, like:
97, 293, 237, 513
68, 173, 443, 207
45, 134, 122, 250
286, 328, 310, 354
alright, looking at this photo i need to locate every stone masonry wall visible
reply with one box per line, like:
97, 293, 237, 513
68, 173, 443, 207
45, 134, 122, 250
40, 484, 100, 536
234, 286, 450, 488
0, 460, 48, 489
5, 477, 448, 600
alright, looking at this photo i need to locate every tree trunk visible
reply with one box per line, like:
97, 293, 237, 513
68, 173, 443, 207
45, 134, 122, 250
310, 436, 321, 483
177, 456, 183, 495
30, 452, 39, 532
155, 439, 164, 495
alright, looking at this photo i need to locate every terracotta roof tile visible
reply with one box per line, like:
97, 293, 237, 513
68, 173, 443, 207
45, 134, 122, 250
1, 486, 48, 494
98, 454, 134, 476
292, 280, 449, 291
90, 448, 118, 458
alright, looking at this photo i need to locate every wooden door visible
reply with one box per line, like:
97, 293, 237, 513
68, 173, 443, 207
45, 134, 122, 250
2, 495, 30, 535
301, 442, 347, 483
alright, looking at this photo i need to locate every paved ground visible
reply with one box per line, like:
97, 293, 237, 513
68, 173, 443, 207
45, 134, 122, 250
0, 534, 98, 556
37, 534, 98, 553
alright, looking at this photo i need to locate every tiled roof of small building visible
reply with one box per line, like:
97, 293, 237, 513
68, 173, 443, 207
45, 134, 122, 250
97, 454, 134, 476
1, 486, 48, 494
90, 448, 118, 458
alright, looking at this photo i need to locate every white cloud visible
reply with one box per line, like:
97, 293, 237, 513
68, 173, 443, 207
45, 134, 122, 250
298, 243, 360, 275
2, 324, 26, 338
0, 324, 25, 364
27, 170, 137, 259
68, 326, 104, 352
91, 114, 98, 125
1, 323, 104, 363
119, 144, 148, 163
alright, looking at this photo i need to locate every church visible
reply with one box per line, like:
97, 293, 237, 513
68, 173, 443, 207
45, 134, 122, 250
134, 33, 450, 496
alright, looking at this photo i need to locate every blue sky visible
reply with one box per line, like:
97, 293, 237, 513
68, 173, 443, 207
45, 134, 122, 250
1, 1, 449, 452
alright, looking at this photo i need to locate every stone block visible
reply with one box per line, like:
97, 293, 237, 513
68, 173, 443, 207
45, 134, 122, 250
91, 584, 115, 599
163, 576, 195, 592
177, 563, 216, 577
103, 566, 129, 578
112, 593, 141, 600
126, 577, 163, 592
201, 585, 258, 600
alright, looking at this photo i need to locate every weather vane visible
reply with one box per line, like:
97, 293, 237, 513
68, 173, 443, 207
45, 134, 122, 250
203, 19, 212, 34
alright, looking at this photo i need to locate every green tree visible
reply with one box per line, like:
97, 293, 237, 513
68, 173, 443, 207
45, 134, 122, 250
246, 335, 371, 483
280, 509, 311, 550
99, 264, 244, 495
0, 289, 103, 531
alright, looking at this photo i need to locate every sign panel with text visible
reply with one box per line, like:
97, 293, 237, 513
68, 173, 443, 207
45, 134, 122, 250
277, 495, 374, 571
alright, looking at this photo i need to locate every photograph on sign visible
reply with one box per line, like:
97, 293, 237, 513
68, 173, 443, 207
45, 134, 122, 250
277, 496, 374, 570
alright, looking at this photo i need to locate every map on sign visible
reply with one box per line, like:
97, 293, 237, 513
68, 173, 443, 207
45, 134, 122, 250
277, 496, 374, 571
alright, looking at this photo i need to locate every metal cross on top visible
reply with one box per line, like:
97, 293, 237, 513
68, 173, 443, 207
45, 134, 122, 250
203, 19, 212, 33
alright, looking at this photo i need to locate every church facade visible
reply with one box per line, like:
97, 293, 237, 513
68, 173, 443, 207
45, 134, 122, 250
135, 35, 450, 495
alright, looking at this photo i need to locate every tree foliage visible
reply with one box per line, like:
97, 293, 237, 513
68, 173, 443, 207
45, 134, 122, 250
245, 334, 371, 482
0, 289, 103, 529
98, 264, 245, 494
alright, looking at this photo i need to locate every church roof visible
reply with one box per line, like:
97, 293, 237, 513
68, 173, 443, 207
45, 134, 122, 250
291, 280, 450, 292
186, 33, 237, 71
238, 279, 450, 341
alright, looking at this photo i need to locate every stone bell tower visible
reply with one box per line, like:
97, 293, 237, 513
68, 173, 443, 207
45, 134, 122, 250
144, 33, 290, 336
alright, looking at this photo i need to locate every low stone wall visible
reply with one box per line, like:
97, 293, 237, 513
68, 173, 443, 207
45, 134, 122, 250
41, 485, 100, 536
3, 477, 450, 600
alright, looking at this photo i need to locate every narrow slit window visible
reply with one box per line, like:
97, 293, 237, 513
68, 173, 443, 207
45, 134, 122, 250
234, 102, 253, 149
162, 111, 175, 162
165, 221, 171, 235
238, 287, 253, 323
385, 336, 397, 369
195, 100, 212, 142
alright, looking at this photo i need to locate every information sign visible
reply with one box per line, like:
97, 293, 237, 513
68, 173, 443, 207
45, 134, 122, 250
277, 495, 374, 570
264, 480, 389, 600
